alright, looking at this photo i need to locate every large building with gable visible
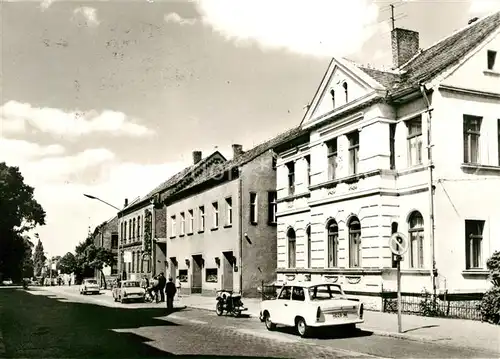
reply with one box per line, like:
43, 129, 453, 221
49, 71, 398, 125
275, 12, 500, 308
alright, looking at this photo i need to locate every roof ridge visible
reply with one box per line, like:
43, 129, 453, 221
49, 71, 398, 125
399, 10, 500, 70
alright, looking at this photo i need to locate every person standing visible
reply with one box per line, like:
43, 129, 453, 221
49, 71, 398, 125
175, 276, 182, 299
158, 272, 166, 302
165, 277, 176, 310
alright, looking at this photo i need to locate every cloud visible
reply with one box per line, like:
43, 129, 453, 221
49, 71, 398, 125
73, 7, 101, 27
40, 0, 55, 11
469, 0, 500, 15
195, 0, 384, 57
164, 12, 197, 26
0, 139, 65, 165
0, 100, 154, 138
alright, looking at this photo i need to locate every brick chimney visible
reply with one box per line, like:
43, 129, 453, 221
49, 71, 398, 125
232, 144, 244, 158
192, 151, 202, 165
124, 198, 128, 207
391, 28, 419, 68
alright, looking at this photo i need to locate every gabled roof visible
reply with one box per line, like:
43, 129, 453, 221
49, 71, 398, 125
119, 151, 226, 214
168, 126, 308, 198
356, 10, 500, 97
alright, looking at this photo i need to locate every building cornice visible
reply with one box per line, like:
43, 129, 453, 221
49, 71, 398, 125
439, 84, 500, 100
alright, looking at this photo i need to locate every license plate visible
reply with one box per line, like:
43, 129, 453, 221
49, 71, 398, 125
332, 312, 348, 318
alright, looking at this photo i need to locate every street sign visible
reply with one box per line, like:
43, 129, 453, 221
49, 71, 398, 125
389, 232, 409, 256
123, 251, 132, 263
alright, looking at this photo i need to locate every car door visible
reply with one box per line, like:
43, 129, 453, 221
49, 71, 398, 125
274, 286, 292, 325
288, 286, 306, 326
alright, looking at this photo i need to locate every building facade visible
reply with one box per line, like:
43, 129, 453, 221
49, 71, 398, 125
163, 133, 303, 297
92, 216, 119, 286
276, 13, 500, 309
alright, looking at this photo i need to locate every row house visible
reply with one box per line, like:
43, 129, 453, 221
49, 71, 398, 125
91, 215, 119, 285
117, 151, 226, 281
162, 130, 304, 297
276, 12, 500, 309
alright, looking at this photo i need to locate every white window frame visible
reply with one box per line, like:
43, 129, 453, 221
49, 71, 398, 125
326, 139, 338, 180
188, 209, 194, 234
268, 191, 277, 224
250, 192, 258, 224
199, 206, 205, 232
170, 215, 176, 237
225, 197, 232, 226
212, 202, 219, 228
408, 211, 424, 269
463, 115, 482, 164
465, 220, 484, 269
180, 212, 185, 235
348, 131, 360, 175
406, 116, 423, 167
286, 162, 295, 195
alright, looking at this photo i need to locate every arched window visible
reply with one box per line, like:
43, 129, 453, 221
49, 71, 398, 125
330, 89, 335, 108
306, 226, 312, 268
133, 218, 136, 239
408, 211, 424, 268
287, 228, 296, 268
132, 251, 135, 273
137, 216, 141, 238
343, 82, 348, 103
327, 220, 338, 268
348, 216, 361, 267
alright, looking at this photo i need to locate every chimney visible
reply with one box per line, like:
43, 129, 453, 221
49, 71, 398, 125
192, 151, 202, 165
468, 17, 479, 25
391, 28, 419, 68
124, 198, 128, 207
232, 144, 244, 158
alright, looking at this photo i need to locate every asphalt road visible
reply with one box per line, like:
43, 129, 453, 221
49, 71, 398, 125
0, 287, 495, 359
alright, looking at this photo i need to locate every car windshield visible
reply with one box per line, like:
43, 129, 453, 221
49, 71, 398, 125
123, 281, 140, 288
308, 284, 343, 300
85, 280, 97, 284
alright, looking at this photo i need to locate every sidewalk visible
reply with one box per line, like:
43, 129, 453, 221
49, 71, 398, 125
178, 294, 500, 354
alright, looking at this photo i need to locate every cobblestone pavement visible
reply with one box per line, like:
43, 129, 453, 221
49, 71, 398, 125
17, 286, 499, 359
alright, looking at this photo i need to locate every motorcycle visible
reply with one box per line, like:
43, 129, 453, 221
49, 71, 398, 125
215, 290, 247, 317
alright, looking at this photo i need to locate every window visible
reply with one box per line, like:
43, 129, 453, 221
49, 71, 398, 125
268, 191, 277, 224
326, 139, 338, 180
111, 234, 118, 249
132, 251, 135, 273
292, 286, 305, 301
465, 220, 484, 269
225, 197, 232, 225
170, 215, 176, 237
343, 82, 348, 103
124, 221, 127, 242
137, 216, 141, 238
286, 162, 295, 195
348, 131, 360, 175
205, 268, 218, 283
180, 212, 185, 235
305, 155, 311, 187
250, 192, 258, 224
348, 217, 361, 267
136, 252, 140, 273
306, 226, 312, 269
212, 202, 219, 228
199, 206, 205, 232
188, 209, 194, 233
308, 284, 343, 300
487, 50, 497, 70
287, 228, 296, 268
390, 123, 396, 169
408, 211, 424, 268
407, 116, 423, 166
327, 220, 338, 268
278, 286, 291, 300
497, 119, 500, 166
128, 219, 132, 241
330, 89, 335, 108
463, 115, 482, 164
132, 218, 136, 239
120, 223, 123, 243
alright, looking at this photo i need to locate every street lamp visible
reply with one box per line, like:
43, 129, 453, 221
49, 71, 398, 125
83, 194, 121, 210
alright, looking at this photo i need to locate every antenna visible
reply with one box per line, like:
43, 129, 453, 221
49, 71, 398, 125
390, 4, 395, 31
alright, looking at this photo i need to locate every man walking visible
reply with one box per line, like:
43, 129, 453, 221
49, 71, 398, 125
158, 272, 167, 302
165, 277, 176, 310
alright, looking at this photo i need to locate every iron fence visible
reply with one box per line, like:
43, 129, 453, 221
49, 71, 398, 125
260, 281, 280, 300
382, 291, 483, 321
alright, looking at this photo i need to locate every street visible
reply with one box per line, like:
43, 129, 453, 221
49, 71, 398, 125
0, 287, 496, 359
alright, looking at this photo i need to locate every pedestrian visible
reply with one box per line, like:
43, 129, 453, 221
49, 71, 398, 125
165, 277, 176, 310
175, 276, 182, 299
158, 272, 166, 302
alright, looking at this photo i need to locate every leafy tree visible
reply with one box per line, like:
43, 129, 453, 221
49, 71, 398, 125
22, 236, 35, 278
58, 252, 77, 275
33, 239, 46, 277
0, 163, 46, 282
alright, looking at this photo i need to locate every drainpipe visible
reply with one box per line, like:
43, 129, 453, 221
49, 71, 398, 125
238, 167, 243, 295
419, 83, 437, 300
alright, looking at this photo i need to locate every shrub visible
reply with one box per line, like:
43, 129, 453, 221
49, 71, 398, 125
486, 251, 500, 287
479, 286, 500, 325
419, 289, 444, 317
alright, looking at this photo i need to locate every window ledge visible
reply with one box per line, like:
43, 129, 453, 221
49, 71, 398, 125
210, 227, 219, 231
309, 169, 382, 191
197, 230, 205, 234
483, 70, 500, 77
187, 232, 193, 236
267, 222, 277, 227
462, 269, 488, 277
277, 191, 310, 203
179, 234, 185, 238
223, 224, 232, 228
169, 236, 176, 239
250, 221, 258, 226
461, 163, 500, 173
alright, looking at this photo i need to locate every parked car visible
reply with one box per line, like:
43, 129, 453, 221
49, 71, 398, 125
79, 278, 100, 295
1, 278, 13, 286
259, 280, 364, 338
112, 280, 145, 303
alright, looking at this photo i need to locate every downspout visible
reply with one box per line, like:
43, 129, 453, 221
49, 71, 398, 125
419, 83, 437, 300
238, 167, 243, 295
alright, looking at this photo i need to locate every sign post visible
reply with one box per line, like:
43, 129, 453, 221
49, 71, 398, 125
389, 232, 409, 333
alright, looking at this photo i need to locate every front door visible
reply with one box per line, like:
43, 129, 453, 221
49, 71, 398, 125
169, 257, 177, 282
191, 255, 203, 294
222, 251, 234, 291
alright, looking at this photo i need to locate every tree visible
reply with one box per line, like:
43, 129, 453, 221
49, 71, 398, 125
480, 251, 500, 324
0, 163, 45, 282
58, 252, 77, 275
33, 239, 46, 277
22, 236, 35, 278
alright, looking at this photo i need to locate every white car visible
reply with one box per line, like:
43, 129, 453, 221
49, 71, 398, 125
112, 280, 146, 303
259, 280, 364, 337
79, 278, 100, 295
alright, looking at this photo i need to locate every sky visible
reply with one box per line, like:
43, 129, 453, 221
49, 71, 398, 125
1, 0, 499, 257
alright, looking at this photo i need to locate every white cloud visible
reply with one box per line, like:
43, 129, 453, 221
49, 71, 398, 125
40, 0, 55, 11
164, 12, 197, 25
0, 139, 65, 165
0, 100, 154, 138
73, 6, 101, 27
469, 0, 500, 15
195, 0, 384, 57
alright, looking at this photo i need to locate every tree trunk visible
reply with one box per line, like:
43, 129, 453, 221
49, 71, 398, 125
99, 269, 107, 290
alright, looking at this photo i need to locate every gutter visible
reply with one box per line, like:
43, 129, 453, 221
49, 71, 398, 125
419, 83, 437, 300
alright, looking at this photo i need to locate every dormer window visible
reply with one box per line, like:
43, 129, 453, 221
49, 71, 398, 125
343, 82, 348, 103
330, 89, 335, 108
487, 50, 497, 71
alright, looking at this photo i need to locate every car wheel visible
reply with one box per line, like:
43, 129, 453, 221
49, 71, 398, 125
264, 312, 276, 331
296, 317, 310, 338
215, 302, 223, 316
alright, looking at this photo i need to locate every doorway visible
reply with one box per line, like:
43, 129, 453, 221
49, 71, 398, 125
191, 255, 203, 294
222, 251, 234, 291
169, 257, 177, 282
